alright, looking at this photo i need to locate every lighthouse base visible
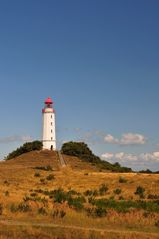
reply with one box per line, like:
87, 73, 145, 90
42, 141, 56, 151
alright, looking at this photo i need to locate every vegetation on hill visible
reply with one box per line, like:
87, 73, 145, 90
5, 141, 43, 160
61, 141, 132, 172
139, 169, 159, 174
0, 149, 159, 238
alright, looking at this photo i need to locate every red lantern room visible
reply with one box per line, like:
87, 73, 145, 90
42, 97, 55, 113
45, 97, 53, 105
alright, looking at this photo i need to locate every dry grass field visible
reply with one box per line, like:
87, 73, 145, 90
0, 150, 159, 238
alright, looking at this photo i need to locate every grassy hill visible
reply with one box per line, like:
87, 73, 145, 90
0, 150, 159, 239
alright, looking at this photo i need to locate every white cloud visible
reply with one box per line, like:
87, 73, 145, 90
104, 134, 119, 144
0, 135, 32, 144
120, 133, 146, 145
101, 152, 114, 159
140, 152, 159, 162
115, 152, 125, 160
104, 133, 146, 146
101, 151, 159, 163
153, 152, 159, 158
101, 152, 138, 162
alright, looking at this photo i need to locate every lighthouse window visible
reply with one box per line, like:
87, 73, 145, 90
51, 137, 53, 140
51, 115, 52, 118
51, 129, 53, 133
51, 122, 53, 125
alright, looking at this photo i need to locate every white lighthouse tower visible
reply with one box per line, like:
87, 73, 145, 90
42, 97, 56, 150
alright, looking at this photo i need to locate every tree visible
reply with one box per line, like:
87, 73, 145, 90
61, 141, 92, 156
6, 140, 43, 160
61, 141, 132, 173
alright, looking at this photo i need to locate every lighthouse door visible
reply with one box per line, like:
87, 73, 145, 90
51, 145, 53, 151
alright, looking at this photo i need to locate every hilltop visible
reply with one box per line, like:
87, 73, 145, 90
0, 150, 159, 239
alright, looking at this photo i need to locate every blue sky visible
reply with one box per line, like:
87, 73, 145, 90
0, 0, 159, 171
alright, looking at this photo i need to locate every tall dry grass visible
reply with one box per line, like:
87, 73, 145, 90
0, 150, 158, 238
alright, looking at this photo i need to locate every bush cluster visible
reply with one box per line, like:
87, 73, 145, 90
53, 189, 85, 210
84, 184, 108, 197
34, 172, 40, 177
89, 198, 159, 213
38, 207, 47, 215
119, 176, 128, 183
61, 141, 132, 172
148, 194, 159, 200
84, 189, 98, 197
35, 188, 85, 211
46, 174, 55, 181
34, 165, 53, 171
10, 203, 31, 213
114, 188, 122, 195
99, 184, 108, 195
86, 206, 107, 218
135, 186, 145, 198
6, 141, 43, 160
5, 191, 9, 196
52, 209, 66, 218
23, 195, 48, 205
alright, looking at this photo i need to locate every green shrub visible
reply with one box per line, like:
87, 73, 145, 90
94, 206, 107, 217
46, 174, 55, 181
119, 176, 127, 183
61, 141, 92, 157
119, 196, 124, 200
23, 196, 30, 202
109, 196, 115, 200
135, 186, 145, 198
34, 165, 53, 171
86, 206, 107, 217
6, 141, 42, 160
148, 194, 159, 200
88, 197, 94, 204
10, 203, 31, 213
67, 189, 80, 196
52, 189, 85, 211
36, 197, 48, 204
99, 184, 108, 195
38, 207, 47, 215
40, 178, 45, 183
5, 191, 9, 196
34, 172, 40, 177
67, 196, 85, 211
30, 193, 37, 197
52, 209, 66, 218
18, 203, 31, 212
84, 173, 89, 175
53, 189, 68, 203
10, 204, 17, 213
84, 189, 98, 197
4, 180, 9, 185
114, 188, 122, 195
23, 195, 48, 205
61, 141, 132, 172
89, 198, 159, 213
34, 189, 43, 194
84, 190, 94, 196
92, 190, 99, 196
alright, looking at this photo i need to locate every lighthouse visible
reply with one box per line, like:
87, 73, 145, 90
42, 97, 56, 150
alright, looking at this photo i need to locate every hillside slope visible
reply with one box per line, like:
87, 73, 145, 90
0, 150, 158, 239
